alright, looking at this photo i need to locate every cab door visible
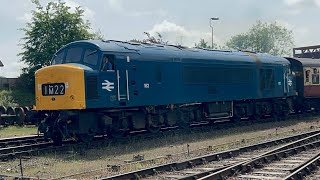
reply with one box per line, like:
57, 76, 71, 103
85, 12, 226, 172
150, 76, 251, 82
99, 54, 117, 107
115, 55, 130, 105
284, 65, 296, 97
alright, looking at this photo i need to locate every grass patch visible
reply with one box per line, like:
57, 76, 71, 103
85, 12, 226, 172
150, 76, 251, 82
0, 126, 37, 138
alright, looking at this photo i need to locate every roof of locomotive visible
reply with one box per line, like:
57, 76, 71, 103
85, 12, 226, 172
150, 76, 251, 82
63, 40, 289, 65
291, 57, 320, 67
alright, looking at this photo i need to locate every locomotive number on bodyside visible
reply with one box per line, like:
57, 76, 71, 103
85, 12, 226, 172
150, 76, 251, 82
42, 83, 65, 96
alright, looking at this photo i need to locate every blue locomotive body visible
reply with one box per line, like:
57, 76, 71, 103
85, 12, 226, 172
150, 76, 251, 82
53, 40, 296, 109
36, 40, 297, 142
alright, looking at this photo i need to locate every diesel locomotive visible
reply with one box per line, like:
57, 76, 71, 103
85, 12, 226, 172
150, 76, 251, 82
35, 40, 316, 143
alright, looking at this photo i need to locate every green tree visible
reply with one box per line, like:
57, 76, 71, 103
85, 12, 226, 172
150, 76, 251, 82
20, 0, 102, 67
226, 21, 294, 56
195, 39, 218, 49
18, 0, 102, 94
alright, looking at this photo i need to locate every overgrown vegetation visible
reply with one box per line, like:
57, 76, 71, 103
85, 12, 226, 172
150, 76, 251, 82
130, 32, 168, 44
0, 91, 18, 107
0, 90, 34, 107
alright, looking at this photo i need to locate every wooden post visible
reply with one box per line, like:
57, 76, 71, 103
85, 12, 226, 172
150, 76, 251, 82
20, 157, 24, 179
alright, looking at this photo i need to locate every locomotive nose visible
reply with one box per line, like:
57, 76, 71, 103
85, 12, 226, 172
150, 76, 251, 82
35, 64, 86, 110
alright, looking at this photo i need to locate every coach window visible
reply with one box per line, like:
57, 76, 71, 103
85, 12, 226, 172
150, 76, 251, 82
305, 70, 310, 83
312, 68, 319, 84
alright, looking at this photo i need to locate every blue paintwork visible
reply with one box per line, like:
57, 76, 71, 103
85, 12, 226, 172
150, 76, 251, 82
54, 40, 297, 109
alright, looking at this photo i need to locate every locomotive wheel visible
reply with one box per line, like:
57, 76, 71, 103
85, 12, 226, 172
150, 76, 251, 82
272, 103, 283, 121
165, 111, 177, 126
110, 129, 126, 138
51, 133, 63, 146
0, 111, 3, 126
176, 111, 189, 129
251, 104, 262, 121
76, 133, 95, 143
109, 117, 128, 138
6, 107, 15, 125
0, 106, 6, 114
231, 116, 241, 124
23, 106, 30, 113
146, 114, 161, 133
250, 113, 261, 121
15, 107, 25, 126
0, 106, 5, 125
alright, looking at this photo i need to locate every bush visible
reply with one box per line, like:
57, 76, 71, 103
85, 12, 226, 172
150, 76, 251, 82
0, 90, 18, 107
0, 90, 35, 107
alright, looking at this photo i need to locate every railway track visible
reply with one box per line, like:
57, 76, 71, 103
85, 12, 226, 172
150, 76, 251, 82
0, 113, 282, 162
184, 137, 320, 180
98, 129, 320, 180
199, 139, 320, 180
0, 134, 43, 148
0, 135, 79, 161
0, 114, 319, 179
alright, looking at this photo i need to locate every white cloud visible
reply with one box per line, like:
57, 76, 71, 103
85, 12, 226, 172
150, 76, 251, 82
16, 0, 95, 23
16, 13, 32, 23
283, 0, 320, 15
0, 61, 26, 78
147, 20, 219, 47
284, 0, 305, 6
107, 0, 124, 12
63, 0, 95, 21
286, 9, 301, 15
107, 0, 166, 17
315, 0, 320, 7
275, 20, 294, 29
275, 19, 310, 46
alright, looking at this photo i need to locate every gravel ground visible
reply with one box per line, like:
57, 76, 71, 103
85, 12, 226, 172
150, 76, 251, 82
1, 116, 320, 179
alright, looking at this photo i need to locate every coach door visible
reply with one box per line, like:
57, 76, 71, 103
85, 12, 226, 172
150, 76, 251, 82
115, 55, 130, 104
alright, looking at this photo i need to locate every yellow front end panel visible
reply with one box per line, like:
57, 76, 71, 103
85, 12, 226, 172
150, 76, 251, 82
35, 64, 86, 110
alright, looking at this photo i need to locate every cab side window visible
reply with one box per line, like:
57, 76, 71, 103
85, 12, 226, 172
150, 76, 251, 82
101, 55, 115, 71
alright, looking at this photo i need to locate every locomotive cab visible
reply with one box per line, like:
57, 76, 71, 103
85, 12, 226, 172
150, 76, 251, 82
35, 41, 137, 142
35, 43, 101, 110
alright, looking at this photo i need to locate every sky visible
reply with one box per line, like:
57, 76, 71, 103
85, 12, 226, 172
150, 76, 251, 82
0, 0, 319, 77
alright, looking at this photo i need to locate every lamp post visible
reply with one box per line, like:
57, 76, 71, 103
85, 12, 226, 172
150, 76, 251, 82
210, 17, 219, 49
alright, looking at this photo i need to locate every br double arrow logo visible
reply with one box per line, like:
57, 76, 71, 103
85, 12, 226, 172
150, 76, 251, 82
102, 80, 114, 91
